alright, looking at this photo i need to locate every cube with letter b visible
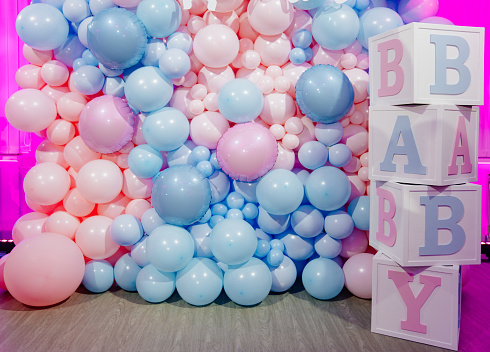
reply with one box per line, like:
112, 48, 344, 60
369, 23, 484, 106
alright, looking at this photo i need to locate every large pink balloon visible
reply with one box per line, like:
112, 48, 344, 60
247, 0, 294, 36
79, 95, 136, 154
343, 253, 374, 299
0, 254, 8, 291
193, 24, 239, 68
4, 233, 85, 306
217, 122, 278, 182
12, 212, 48, 245
15, 64, 45, 89
5, 89, 57, 132
75, 216, 120, 260
23, 162, 71, 206
44, 211, 80, 240
76, 159, 123, 204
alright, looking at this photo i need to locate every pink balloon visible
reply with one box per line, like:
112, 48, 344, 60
341, 125, 369, 156
294, 116, 316, 151
190, 111, 230, 149
22, 44, 53, 66
343, 68, 369, 103
282, 133, 299, 150
284, 7, 312, 37
419, 16, 454, 25
204, 9, 239, 32
23, 162, 71, 206
75, 216, 120, 259
343, 252, 374, 299
343, 155, 361, 173
125, 198, 152, 220
398, 0, 438, 23
15, 64, 45, 89
97, 193, 131, 219
63, 188, 96, 217
211, 0, 243, 12
188, 14, 207, 34
282, 62, 311, 96
341, 53, 357, 70
247, 0, 294, 36
79, 95, 136, 154
272, 142, 295, 171
63, 136, 101, 171
311, 44, 343, 68
193, 24, 239, 68
44, 211, 80, 240
217, 122, 278, 181
253, 34, 291, 67
4, 233, 85, 306
238, 12, 259, 41
25, 196, 60, 214
5, 89, 57, 132
122, 168, 153, 199
46, 119, 76, 146
169, 87, 193, 118
132, 113, 147, 145
340, 228, 368, 258
198, 65, 236, 93
40, 60, 69, 86
105, 246, 130, 266
236, 66, 266, 83
357, 166, 369, 182
41, 84, 70, 103
35, 140, 68, 168
12, 212, 48, 245
346, 173, 367, 203
76, 159, 123, 204
0, 254, 8, 291
57, 92, 87, 122
260, 92, 296, 125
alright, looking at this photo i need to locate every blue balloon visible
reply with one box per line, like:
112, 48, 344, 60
357, 7, 404, 48
125, 66, 174, 112
355, 0, 371, 11
131, 235, 150, 267
136, 0, 182, 38
289, 48, 306, 65
71, 65, 105, 95
141, 38, 167, 67
305, 166, 351, 211
63, 0, 91, 24
217, 79, 264, 123
208, 171, 231, 204
211, 203, 228, 216
87, 7, 147, 70
209, 215, 225, 228
226, 192, 245, 209
292, 29, 313, 49
72, 58, 87, 71
304, 47, 313, 62
99, 63, 124, 77
225, 209, 244, 220
295, 65, 355, 124
114, 253, 141, 291
16, 3, 69, 50
110, 214, 144, 246
198, 208, 212, 223
242, 203, 259, 220
324, 210, 355, 239
82, 260, 114, 293
167, 140, 197, 167
257, 206, 290, 235
143, 107, 189, 152
188, 222, 213, 258
292, 0, 325, 10
270, 239, 285, 252
128, 144, 164, 179
196, 161, 214, 177
89, 0, 117, 15
266, 248, 284, 267
298, 141, 329, 170
191, 146, 211, 163
176, 258, 223, 306
158, 48, 191, 79
302, 257, 345, 300
102, 76, 125, 97
347, 196, 370, 231
152, 165, 211, 226
312, 4, 360, 50
291, 205, 324, 238
136, 264, 176, 303
167, 31, 193, 54
147, 225, 195, 272
256, 169, 304, 216
210, 151, 221, 170
210, 219, 257, 265
276, 229, 315, 261
314, 233, 342, 258
141, 208, 165, 235
224, 257, 272, 306
315, 122, 344, 146
233, 180, 258, 203
269, 255, 297, 292
328, 143, 353, 168
54, 34, 86, 68
254, 239, 271, 258
40, 0, 65, 10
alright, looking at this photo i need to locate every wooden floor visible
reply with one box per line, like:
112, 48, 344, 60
1, 260, 488, 352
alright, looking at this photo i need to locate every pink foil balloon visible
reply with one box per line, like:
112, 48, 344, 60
122, 168, 153, 199
340, 228, 368, 258
63, 188, 96, 217
247, 0, 294, 36
23, 162, 71, 206
217, 122, 278, 182
4, 233, 85, 306
254, 34, 291, 67
193, 24, 239, 68
44, 211, 81, 240
343, 252, 374, 299
57, 92, 87, 122
190, 111, 230, 149
97, 193, 131, 219
12, 212, 48, 245
76, 159, 123, 204
63, 136, 101, 171
15, 64, 45, 89
75, 216, 120, 260
35, 140, 68, 168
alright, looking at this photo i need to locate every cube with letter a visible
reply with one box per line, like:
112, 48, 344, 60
369, 104, 479, 185
372, 252, 461, 351
369, 181, 481, 266
369, 23, 484, 106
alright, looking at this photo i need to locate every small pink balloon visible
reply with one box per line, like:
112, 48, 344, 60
76, 159, 123, 204
346, 173, 367, 203
343, 155, 361, 173
63, 136, 101, 171
282, 133, 300, 150
189, 99, 205, 115
46, 119, 76, 146
182, 71, 199, 87
63, 188, 96, 217
349, 111, 364, 125
193, 24, 239, 68
247, 0, 294, 36
198, 65, 236, 93
343, 68, 369, 104
343, 252, 374, 299
294, 116, 316, 151
341, 53, 357, 70
342, 125, 369, 156
340, 228, 368, 258
0, 255, 8, 291
190, 111, 230, 149
75, 216, 120, 260
35, 140, 68, 168
125, 199, 152, 220
204, 9, 239, 32
23, 162, 71, 206
15, 64, 45, 89
260, 92, 296, 125
122, 168, 153, 199
274, 76, 290, 93
212, 0, 243, 12
239, 38, 254, 52
253, 34, 291, 67
97, 193, 131, 219
281, 62, 311, 96
217, 122, 278, 182
169, 87, 193, 118
284, 116, 304, 134
4, 233, 85, 306
41, 85, 70, 103
203, 92, 219, 111
12, 212, 48, 245
44, 211, 80, 240
284, 6, 312, 37
311, 44, 343, 68
117, 153, 130, 169
270, 124, 286, 140
272, 142, 295, 171
241, 50, 261, 69
67, 167, 78, 189
5, 89, 57, 132
79, 95, 136, 154
40, 60, 69, 86
256, 75, 274, 94
358, 166, 369, 182
236, 66, 266, 83
356, 53, 369, 70
190, 84, 208, 100
57, 92, 87, 122
238, 12, 259, 41
23, 44, 53, 66
187, 14, 207, 34
359, 152, 369, 167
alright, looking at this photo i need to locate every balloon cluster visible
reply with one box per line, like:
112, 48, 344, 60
2, 0, 449, 307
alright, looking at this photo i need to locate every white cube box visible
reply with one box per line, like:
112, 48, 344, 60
369, 181, 481, 266
372, 252, 461, 351
369, 104, 479, 185
369, 23, 484, 106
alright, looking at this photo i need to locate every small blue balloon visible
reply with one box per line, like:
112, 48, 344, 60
99, 63, 124, 77
355, 0, 371, 11
224, 257, 272, 306
312, 4, 360, 50
211, 203, 228, 216
298, 141, 329, 170
152, 165, 211, 226
209, 215, 225, 228
305, 166, 351, 211
110, 214, 144, 246
128, 144, 164, 179
71, 65, 105, 95
266, 249, 284, 267
199, 208, 212, 223
315, 122, 344, 146
114, 253, 141, 291
210, 151, 221, 170
269, 255, 297, 292
254, 239, 271, 258
292, 29, 313, 49
225, 209, 244, 220
328, 143, 353, 168
141, 208, 165, 235
167, 31, 193, 54
314, 233, 342, 258
131, 235, 150, 267
302, 257, 345, 300
196, 160, 214, 177
324, 210, 355, 239
217, 79, 264, 123
54, 34, 86, 68
270, 239, 285, 252
226, 192, 245, 210
188, 222, 213, 257
209, 171, 231, 204
191, 146, 211, 163
347, 196, 370, 231
136, 0, 182, 38
141, 38, 167, 67
242, 203, 259, 220
158, 48, 191, 79
83, 260, 114, 293
102, 76, 124, 97
291, 204, 324, 238
276, 229, 315, 261
289, 48, 306, 65
143, 107, 189, 152
257, 206, 290, 235
72, 58, 87, 71
295, 64, 354, 124
233, 180, 258, 203
210, 219, 257, 265
136, 264, 176, 303
304, 47, 313, 62
63, 0, 91, 24
357, 7, 404, 48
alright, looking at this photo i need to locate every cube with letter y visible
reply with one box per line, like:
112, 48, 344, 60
369, 23, 484, 106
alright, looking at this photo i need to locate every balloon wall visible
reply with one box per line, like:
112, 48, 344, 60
1, 0, 451, 307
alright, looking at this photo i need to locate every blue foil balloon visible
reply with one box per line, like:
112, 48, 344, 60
302, 257, 345, 300
357, 7, 404, 48
295, 65, 354, 124
151, 165, 211, 226
217, 79, 264, 124
87, 7, 147, 70
82, 260, 114, 293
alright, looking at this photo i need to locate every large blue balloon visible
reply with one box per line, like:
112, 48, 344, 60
217, 79, 264, 123
142, 107, 189, 152
210, 219, 257, 265
87, 7, 147, 70
136, 0, 182, 38
357, 7, 404, 48
136, 264, 176, 303
302, 257, 345, 300
305, 166, 351, 211
295, 65, 354, 124
152, 165, 211, 226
